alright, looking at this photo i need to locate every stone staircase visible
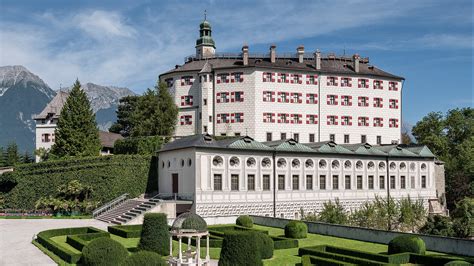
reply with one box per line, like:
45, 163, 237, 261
96, 198, 162, 225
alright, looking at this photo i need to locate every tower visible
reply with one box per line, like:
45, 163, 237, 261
195, 13, 216, 59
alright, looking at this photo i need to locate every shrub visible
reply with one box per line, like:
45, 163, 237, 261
317, 199, 348, 225
388, 235, 426, 255
444, 261, 471, 265
0, 155, 155, 210
114, 136, 165, 155
218, 231, 262, 266
236, 215, 253, 228
271, 236, 299, 249
138, 213, 170, 255
255, 233, 273, 259
285, 221, 308, 239
180, 213, 207, 231
82, 237, 128, 266
66, 232, 110, 251
108, 225, 142, 238
121, 251, 167, 266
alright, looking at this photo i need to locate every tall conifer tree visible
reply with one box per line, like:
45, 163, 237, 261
156, 81, 178, 136
51, 80, 100, 157
5, 142, 20, 166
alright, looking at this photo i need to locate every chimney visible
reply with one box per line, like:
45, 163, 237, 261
353, 54, 360, 73
242, 45, 249, 66
270, 44, 276, 63
315, 49, 321, 70
297, 45, 304, 63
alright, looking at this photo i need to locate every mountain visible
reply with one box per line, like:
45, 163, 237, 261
0, 65, 135, 152
65, 83, 136, 131
0, 65, 56, 153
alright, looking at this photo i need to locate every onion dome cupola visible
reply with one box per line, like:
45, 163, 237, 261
195, 12, 216, 59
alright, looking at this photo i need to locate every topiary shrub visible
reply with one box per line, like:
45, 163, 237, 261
236, 215, 253, 228
138, 213, 170, 255
121, 251, 167, 266
255, 232, 273, 259
218, 231, 262, 266
284, 221, 308, 239
82, 237, 128, 266
180, 213, 208, 232
388, 235, 426, 255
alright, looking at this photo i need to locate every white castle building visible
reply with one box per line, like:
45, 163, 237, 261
156, 19, 446, 219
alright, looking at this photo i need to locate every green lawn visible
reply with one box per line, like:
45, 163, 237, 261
36, 224, 469, 266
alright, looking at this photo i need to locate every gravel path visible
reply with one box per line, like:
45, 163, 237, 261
0, 219, 108, 266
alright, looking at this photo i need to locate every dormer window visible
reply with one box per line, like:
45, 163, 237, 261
182, 76, 193, 86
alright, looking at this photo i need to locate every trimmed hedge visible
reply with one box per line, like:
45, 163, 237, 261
298, 247, 389, 266
218, 231, 262, 266
324, 245, 409, 264
444, 261, 471, 266
36, 227, 104, 263
66, 232, 110, 251
285, 221, 308, 239
0, 155, 157, 210
256, 233, 274, 259
114, 136, 165, 155
121, 251, 168, 266
82, 237, 128, 266
209, 225, 269, 234
236, 215, 253, 228
410, 254, 469, 266
271, 235, 299, 249
138, 213, 170, 255
388, 235, 426, 255
108, 224, 143, 238
301, 255, 356, 266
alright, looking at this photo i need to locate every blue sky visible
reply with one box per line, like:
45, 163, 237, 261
0, 0, 472, 125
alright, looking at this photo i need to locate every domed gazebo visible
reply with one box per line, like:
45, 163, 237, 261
168, 212, 210, 266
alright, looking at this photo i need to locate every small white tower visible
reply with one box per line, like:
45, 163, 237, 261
195, 12, 216, 59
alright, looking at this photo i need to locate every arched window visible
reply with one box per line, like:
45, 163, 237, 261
292, 159, 300, 168
356, 160, 363, 170
277, 158, 287, 168
162, 161, 165, 168
213, 156, 223, 167
379, 162, 385, 170
421, 163, 427, 171
188, 158, 192, 166
305, 159, 314, 168
229, 156, 240, 167
332, 160, 340, 169
181, 159, 185, 167
319, 159, 327, 169
367, 161, 375, 170
390, 162, 396, 170
261, 158, 271, 168
247, 157, 256, 167
400, 162, 406, 170
344, 160, 352, 169
167, 161, 171, 168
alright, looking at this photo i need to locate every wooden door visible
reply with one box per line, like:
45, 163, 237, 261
172, 173, 179, 194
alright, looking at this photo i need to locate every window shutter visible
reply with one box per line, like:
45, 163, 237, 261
263, 92, 267, 102
231, 73, 235, 83
290, 74, 294, 84
217, 75, 221, 84
263, 113, 267, 123
181, 78, 184, 86
231, 92, 235, 102
290, 93, 294, 103
327, 116, 330, 125
277, 73, 281, 83
240, 73, 244, 82
341, 117, 345, 125
306, 75, 310, 85
278, 92, 282, 102
349, 116, 353, 126
180, 96, 184, 106
271, 73, 275, 82
41, 134, 45, 142
217, 114, 221, 124
231, 113, 235, 123
380, 99, 383, 108
271, 91, 275, 102
271, 113, 275, 123
348, 78, 352, 87
306, 94, 309, 104
216, 93, 221, 103
327, 95, 330, 105
180, 116, 184, 125
335, 115, 339, 125
358, 117, 362, 126
262, 73, 267, 82
396, 99, 399, 109
298, 93, 302, 103
335, 95, 338, 105
278, 114, 282, 123
190, 78, 194, 85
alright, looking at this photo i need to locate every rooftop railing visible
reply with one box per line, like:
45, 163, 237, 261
185, 52, 368, 63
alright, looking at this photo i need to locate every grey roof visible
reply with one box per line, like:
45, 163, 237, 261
34, 91, 69, 119
159, 134, 436, 159
99, 131, 124, 148
160, 56, 403, 80
199, 61, 212, 73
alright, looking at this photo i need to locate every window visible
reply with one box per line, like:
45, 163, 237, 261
357, 175, 363, 189
411, 176, 415, 189
266, 132, 272, 141
309, 133, 315, 143
165, 78, 173, 87
306, 175, 313, 190
279, 113, 289, 123
320, 175, 326, 190
307, 93, 318, 104
341, 77, 350, 87
389, 99, 398, 109
183, 95, 193, 106
421, 176, 426, 188
281, 73, 288, 83
281, 133, 287, 140
359, 79, 368, 88
209, 115, 212, 122
377, 136, 382, 144
390, 176, 396, 189
342, 116, 352, 126
389, 81, 397, 91
214, 174, 222, 191
292, 114, 301, 124
203, 99, 207, 106
234, 72, 243, 82
359, 96, 369, 107
307, 114, 318, 124
218, 92, 228, 103
264, 72, 272, 82
293, 74, 300, 84
293, 133, 299, 142
234, 91, 243, 102
374, 97, 383, 108
344, 134, 349, 143
263, 91, 273, 102
235, 132, 241, 136
220, 113, 229, 123
328, 95, 337, 105
374, 80, 382, 89
203, 126, 207, 133
329, 134, 335, 142
217, 73, 229, 83
345, 175, 351, 189
389, 119, 399, 128
278, 175, 285, 190
234, 113, 244, 123
327, 115, 337, 125
292, 175, 299, 190
248, 174, 255, 191
361, 135, 367, 143
332, 175, 339, 190
374, 117, 383, 127
327, 76, 337, 86
359, 117, 369, 126
292, 93, 301, 103
263, 113, 274, 123
42, 133, 51, 143
308, 75, 316, 85
231, 174, 239, 191
180, 115, 193, 125
182, 76, 193, 85
262, 158, 271, 168
379, 176, 385, 189
263, 175, 270, 191
280, 92, 288, 103
368, 175, 374, 189
342, 95, 351, 106
400, 176, 406, 189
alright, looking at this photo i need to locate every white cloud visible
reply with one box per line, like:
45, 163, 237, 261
73, 10, 137, 40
